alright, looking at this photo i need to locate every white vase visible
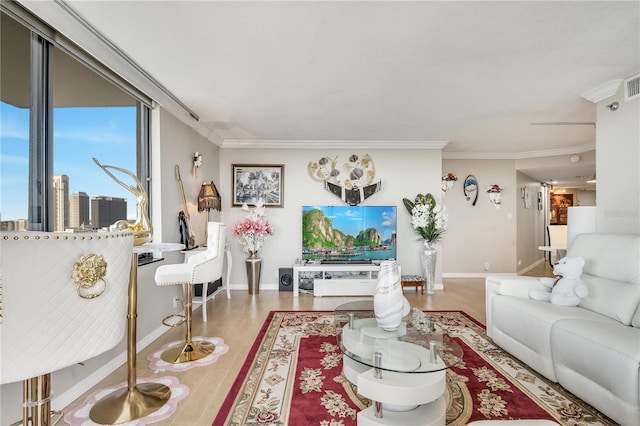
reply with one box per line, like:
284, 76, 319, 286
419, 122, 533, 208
421, 240, 437, 295
374, 260, 410, 331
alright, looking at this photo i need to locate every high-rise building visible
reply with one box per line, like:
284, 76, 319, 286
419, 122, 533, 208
69, 191, 90, 228
91, 196, 127, 229
53, 175, 69, 231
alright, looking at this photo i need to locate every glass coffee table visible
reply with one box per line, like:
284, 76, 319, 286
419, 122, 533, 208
335, 300, 463, 425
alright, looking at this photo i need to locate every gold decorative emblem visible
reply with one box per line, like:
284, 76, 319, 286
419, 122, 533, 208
72, 254, 107, 299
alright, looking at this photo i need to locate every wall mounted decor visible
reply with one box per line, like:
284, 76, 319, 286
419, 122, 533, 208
232, 164, 284, 207
441, 172, 458, 196
521, 186, 531, 208
538, 191, 543, 211
463, 174, 478, 206
307, 153, 381, 205
193, 152, 202, 178
486, 184, 504, 209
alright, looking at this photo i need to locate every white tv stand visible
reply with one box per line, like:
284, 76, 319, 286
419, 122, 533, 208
293, 263, 399, 297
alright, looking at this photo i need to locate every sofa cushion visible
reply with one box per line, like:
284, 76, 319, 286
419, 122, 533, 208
490, 296, 610, 381
633, 304, 640, 328
580, 274, 640, 325
551, 318, 640, 425
568, 233, 640, 325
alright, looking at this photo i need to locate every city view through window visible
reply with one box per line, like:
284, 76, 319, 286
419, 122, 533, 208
1, 102, 138, 231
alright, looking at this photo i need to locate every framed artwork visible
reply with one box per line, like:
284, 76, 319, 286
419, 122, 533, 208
232, 164, 284, 207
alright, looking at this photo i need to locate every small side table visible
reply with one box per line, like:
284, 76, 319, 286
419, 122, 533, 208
401, 275, 425, 294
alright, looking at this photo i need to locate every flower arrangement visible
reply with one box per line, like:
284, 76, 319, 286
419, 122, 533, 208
231, 202, 274, 256
485, 184, 504, 193
402, 193, 448, 244
441, 172, 458, 181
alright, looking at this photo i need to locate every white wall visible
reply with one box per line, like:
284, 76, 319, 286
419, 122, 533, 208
595, 86, 640, 234
219, 148, 443, 287
154, 109, 222, 247
441, 159, 518, 275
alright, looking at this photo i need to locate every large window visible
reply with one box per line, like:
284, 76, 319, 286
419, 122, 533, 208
0, 8, 150, 232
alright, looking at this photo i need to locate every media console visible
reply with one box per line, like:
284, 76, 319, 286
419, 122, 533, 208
292, 263, 400, 297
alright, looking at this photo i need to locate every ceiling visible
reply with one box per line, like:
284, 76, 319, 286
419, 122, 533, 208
45, 1, 640, 187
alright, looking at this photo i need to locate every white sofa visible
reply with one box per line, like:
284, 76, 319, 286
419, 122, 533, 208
486, 233, 640, 425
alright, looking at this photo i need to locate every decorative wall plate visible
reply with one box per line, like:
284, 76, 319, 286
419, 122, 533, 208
464, 174, 478, 206
308, 153, 381, 205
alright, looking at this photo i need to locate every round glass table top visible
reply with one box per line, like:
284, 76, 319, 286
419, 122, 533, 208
335, 300, 463, 373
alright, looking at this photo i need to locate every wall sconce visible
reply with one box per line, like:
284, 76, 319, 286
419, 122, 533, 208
485, 184, 504, 210
193, 152, 203, 178
441, 172, 458, 197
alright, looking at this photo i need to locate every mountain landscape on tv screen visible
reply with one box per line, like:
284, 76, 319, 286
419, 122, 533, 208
302, 206, 396, 261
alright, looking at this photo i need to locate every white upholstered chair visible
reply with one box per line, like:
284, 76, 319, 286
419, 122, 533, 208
155, 221, 227, 364
189, 242, 232, 321
0, 230, 134, 426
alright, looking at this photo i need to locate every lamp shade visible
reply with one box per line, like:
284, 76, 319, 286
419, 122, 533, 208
198, 181, 221, 212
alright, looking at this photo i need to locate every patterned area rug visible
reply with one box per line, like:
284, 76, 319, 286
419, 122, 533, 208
213, 311, 615, 426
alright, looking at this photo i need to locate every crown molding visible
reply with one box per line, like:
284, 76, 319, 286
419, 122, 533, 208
442, 142, 595, 160
581, 79, 623, 103
220, 140, 449, 149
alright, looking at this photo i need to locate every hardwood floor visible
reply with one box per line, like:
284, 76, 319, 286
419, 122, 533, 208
64, 262, 554, 425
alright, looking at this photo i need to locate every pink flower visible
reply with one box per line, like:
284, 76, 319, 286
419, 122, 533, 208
232, 205, 274, 253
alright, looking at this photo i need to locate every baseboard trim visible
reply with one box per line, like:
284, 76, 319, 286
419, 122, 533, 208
443, 272, 516, 278
518, 258, 546, 275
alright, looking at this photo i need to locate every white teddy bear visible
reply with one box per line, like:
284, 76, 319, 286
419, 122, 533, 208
529, 256, 589, 306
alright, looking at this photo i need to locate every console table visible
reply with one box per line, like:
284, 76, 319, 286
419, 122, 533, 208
293, 263, 399, 297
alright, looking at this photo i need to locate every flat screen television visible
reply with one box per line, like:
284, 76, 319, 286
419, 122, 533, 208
302, 205, 397, 263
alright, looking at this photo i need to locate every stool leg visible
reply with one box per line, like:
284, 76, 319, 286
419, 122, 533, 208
201, 282, 208, 322
160, 283, 215, 363
17, 375, 52, 426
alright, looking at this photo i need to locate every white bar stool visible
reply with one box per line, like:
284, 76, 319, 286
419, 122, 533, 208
155, 222, 227, 363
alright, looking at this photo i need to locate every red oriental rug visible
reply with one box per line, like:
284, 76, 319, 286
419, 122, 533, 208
213, 311, 615, 425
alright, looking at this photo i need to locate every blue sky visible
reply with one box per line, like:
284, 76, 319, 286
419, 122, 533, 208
303, 205, 397, 240
1, 102, 138, 221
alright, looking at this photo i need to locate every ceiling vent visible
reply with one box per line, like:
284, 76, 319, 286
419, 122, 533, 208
624, 73, 640, 101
